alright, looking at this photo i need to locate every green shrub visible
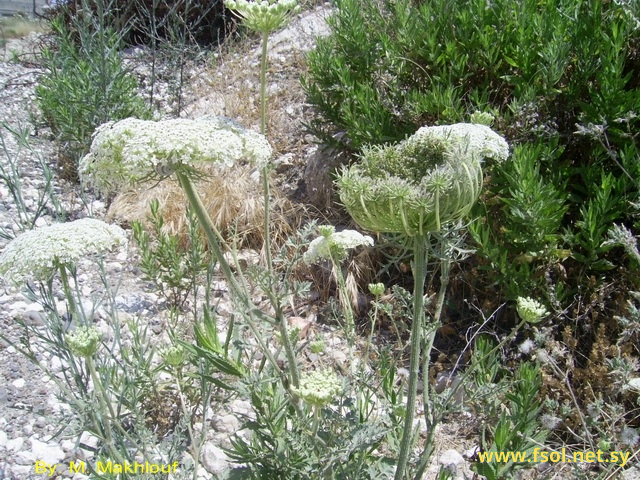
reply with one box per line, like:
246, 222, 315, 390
304, 0, 640, 297
35, 13, 149, 179
46, 0, 229, 47
132, 199, 209, 309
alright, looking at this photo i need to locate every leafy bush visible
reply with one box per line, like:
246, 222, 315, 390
132, 199, 209, 309
35, 13, 149, 178
46, 0, 230, 47
304, 0, 640, 295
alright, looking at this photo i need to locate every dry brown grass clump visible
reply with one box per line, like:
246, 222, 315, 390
107, 163, 304, 250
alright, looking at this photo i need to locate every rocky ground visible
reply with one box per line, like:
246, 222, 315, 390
0, 6, 615, 480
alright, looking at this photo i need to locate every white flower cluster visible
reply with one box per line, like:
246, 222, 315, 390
0, 219, 127, 285
292, 369, 343, 407
303, 225, 374, 264
67, 325, 103, 357
80, 116, 273, 195
225, 0, 300, 33
413, 123, 510, 163
516, 296, 549, 324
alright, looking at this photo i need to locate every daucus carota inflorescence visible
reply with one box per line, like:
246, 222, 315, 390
0, 218, 127, 285
225, 0, 300, 33
67, 325, 103, 358
303, 225, 374, 264
79, 116, 272, 195
292, 369, 343, 407
368, 282, 385, 296
337, 123, 509, 236
516, 296, 549, 324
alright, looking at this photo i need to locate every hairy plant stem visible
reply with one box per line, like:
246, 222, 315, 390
331, 254, 356, 347
173, 368, 202, 480
176, 170, 299, 388
58, 264, 79, 323
256, 27, 300, 388
260, 30, 268, 135
261, 165, 300, 388
413, 247, 452, 478
362, 292, 382, 373
86, 356, 127, 465
395, 234, 429, 480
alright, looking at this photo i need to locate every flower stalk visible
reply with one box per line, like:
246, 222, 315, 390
394, 235, 429, 480
58, 264, 80, 323
176, 169, 300, 387
260, 30, 269, 136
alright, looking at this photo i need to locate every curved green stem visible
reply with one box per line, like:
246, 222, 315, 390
395, 234, 429, 480
58, 264, 80, 323
332, 255, 355, 346
86, 357, 127, 465
176, 170, 299, 388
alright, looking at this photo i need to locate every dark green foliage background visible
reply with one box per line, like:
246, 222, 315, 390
46, 0, 230, 46
304, 0, 640, 301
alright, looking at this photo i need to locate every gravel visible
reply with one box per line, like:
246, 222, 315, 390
0, 7, 480, 480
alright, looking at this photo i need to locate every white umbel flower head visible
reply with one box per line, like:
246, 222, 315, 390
413, 123, 509, 163
303, 225, 374, 264
67, 325, 103, 357
516, 296, 549, 324
0, 218, 127, 285
291, 369, 343, 407
225, 0, 300, 33
80, 116, 272, 195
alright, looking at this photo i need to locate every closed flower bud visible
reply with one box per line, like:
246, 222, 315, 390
469, 111, 495, 126
159, 344, 187, 368
368, 283, 385, 296
67, 326, 103, 357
